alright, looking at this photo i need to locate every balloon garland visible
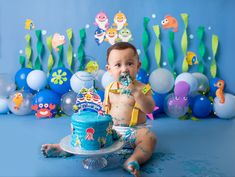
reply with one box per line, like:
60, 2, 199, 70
197, 26, 206, 73
181, 13, 189, 72
210, 34, 219, 78
142, 17, 150, 72
153, 25, 161, 68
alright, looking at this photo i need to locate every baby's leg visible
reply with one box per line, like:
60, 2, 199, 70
41, 144, 73, 158
124, 127, 157, 177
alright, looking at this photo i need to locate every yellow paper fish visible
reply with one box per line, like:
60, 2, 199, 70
85, 61, 99, 73
185, 51, 198, 65
13, 93, 24, 110
25, 19, 35, 30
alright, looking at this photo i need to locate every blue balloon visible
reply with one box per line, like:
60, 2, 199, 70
0, 98, 9, 114
191, 95, 212, 118
136, 68, 149, 84
15, 68, 34, 93
48, 67, 72, 95
32, 89, 61, 118
96, 89, 104, 102
209, 77, 221, 97
152, 92, 167, 116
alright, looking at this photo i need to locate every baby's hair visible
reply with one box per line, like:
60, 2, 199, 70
106, 42, 139, 63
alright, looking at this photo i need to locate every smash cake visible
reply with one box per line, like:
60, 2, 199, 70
70, 88, 118, 150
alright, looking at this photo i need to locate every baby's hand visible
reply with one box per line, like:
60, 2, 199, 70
118, 72, 132, 86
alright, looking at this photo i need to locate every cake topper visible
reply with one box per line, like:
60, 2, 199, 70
73, 88, 104, 114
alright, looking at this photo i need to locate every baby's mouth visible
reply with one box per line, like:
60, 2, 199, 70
118, 72, 132, 86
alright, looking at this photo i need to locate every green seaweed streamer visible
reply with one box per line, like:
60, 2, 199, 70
25, 34, 32, 68
66, 28, 73, 72
142, 17, 150, 72
19, 55, 25, 68
197, 26, 206, 73
168, 31, 176, 76
57, 45, 64, 68
46, 36, 54, 73
210, 35, 219, 78
181, 13, 189, 72
35, 30, 44, 70
153, 25, 161, 68
77, 28, 86, 71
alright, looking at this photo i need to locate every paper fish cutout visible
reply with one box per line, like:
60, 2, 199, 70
94, 11, 109, 31
94, 28, 106, 45
185, 51, 198, 65
105, 28, 118, 45
161, 15, 178, 32
118, 28, 133, 42
13, 93, 24, 110
85, 61, 99, 73
52, 33, 65, 52
25, 19, 35, 30
113, 11, 128, 30
215, 80, 225, 104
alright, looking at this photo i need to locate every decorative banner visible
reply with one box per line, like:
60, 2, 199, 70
34, 30, 44, 70
25, 34, 32, 68
46, 36, 54, 73
168, 31, 175, 76
25, 19, 35, 30
19, 55, 25, 68
142, 17, 150, 72
161, 15, 178, 32
66, 28, 73, 72
197, 26, 206, 73
210, 34, 219, 78
181, 13, 189, 72
77, 28, 86, 71
153, 25, 161, 68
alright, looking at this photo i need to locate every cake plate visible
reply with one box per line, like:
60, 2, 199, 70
59, 135, 124, 170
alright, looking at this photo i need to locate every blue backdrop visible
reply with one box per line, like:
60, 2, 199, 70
0, 0, 234, 93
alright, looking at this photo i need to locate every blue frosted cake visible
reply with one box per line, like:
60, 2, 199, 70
70, 88, 118, 150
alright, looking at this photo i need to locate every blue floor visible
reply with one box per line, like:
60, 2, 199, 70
0, 114, 234, 177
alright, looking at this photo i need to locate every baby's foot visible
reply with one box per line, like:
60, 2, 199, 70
41, 144, 73, 158
124, 160, 140, 177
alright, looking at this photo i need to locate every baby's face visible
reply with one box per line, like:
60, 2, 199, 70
106, 48, 141, 83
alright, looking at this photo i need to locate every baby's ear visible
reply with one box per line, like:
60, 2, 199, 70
105, 64, 110, 72
137, 61, 141, 70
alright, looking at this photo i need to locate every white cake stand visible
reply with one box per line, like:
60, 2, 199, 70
59, 135, 124, 170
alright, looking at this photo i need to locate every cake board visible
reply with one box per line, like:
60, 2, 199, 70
59, 135, 124, 170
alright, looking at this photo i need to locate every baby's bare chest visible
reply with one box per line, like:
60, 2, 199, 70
109, 93, 135, 107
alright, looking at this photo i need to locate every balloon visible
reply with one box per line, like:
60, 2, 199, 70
48, 67, 72, 95
61, 91, 77, 116
213, 93, 235, 119
70, 71, 94, 93
0, 97, 9, 114
8, 91, 33, 115
175, 72, 198, 94
15, 68, 34, 92
0, 73, 16, 97
209, 77, 221, 97
149, 68, 174, 94
191, 95, 212, 118
136, 68, 149, 84
152, 92, 167, 116
192, 72, 209, 93
101, 71, 115, 89
94, 69, 105, 90
32, 89, 61, 118
26, 70, 47, 91
164, 93, 189, 118
96, 89, 105, 102
173, 81, 190, 107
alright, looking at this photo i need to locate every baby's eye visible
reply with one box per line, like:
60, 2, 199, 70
115, 63, 121, 67
127, 62, 133, 66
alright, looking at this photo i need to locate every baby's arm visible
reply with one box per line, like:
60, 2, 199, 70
129, 82, 155, 114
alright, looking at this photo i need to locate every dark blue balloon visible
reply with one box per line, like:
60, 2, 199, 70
96, 90, 104, 102
209, 77, 220, 97
152, 92, 167, 117
136, 68, 149, 84
191, 95, 212, 118
15, 68, 34, 92
32, 89, 61, 118
48, 67, 72, 95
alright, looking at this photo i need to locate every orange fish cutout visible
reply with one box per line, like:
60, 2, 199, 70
13, 93, 24, 110
161, 15, 178, 32
215, 80, 225, 104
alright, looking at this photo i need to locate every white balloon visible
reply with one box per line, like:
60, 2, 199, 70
26, 70, 47, 91
101, 71, 115, 89
175, 72, 198, 94
149, 68, 174, 94
0, 97, 9, 114
70, 71, 94, 93
0, 73, 16, 97
94, 70, 105, 90
192, 72, 209, 92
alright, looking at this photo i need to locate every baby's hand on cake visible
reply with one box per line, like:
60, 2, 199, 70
41, 144, 73, 158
